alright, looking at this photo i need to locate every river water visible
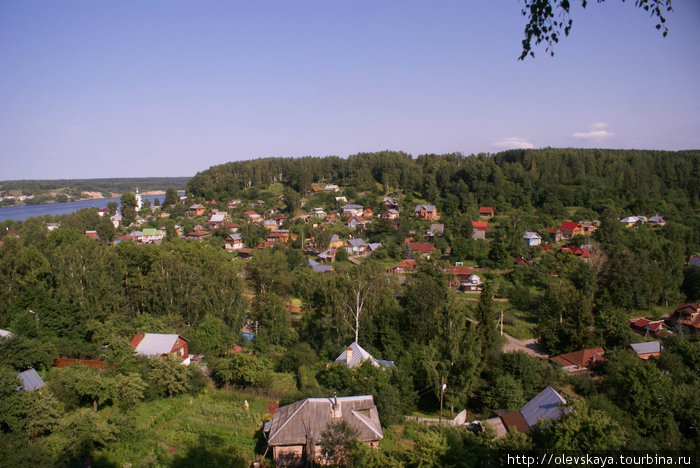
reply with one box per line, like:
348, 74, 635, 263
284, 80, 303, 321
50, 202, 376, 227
0, 194, 166, 222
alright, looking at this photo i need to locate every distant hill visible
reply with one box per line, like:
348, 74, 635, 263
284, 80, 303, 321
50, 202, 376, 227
0, 177, 190, 206
0, 177, 190, 194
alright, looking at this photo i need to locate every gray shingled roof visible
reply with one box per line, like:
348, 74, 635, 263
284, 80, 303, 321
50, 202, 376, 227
630, 341, 663, 355
17, 368, 45, 391
134, 334, 179, 356
415, 204, 436, 212
520, 386, 567, 427
267, 395, 383, 446
335, 342, 394, 369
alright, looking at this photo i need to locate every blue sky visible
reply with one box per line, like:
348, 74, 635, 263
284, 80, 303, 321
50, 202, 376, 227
1, 0, 699, 180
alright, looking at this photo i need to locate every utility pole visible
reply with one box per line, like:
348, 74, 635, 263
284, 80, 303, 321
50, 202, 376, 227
500, 310, 503, 336
439, 378, 447, 425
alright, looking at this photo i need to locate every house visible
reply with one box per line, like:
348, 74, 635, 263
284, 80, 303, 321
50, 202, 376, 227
688, 255, 700, 267
263, 219, 279, 230
550, 348, 605, 374
485, 387, 568, 436
130, 333, 190, 364
546, 227, 563, 243
225, 234, 244, 251
446, 265, 474, 289
472, 221, 489, 240
227, 199, 242, 209
345, 238, 371, 256
461, 274, 482, 292
208, 213, 228, 230
579, 221, 599, 235
310, 207, 327, 219
347, 216, 369, 229
406, 241, 435, 258
139, 228, 163, 244
666, 303, 700, 335
362, 208, 373, 218
237, 247, 254, 259
335, 342, 394, 369
225, 222, 240, 233
243, 211, 263, 222
630, 341, 663, 360
329, 234, 344, 249
383, 208, 400, 220
559, 222, 584, 239
341, 204, 364, 217
16, 368, 45, 391
629, 318, 671, 338
425, 224, 444, 240
335, 196, 348, 204
0, 329, 12, 339
646, 215, 665, 226
308, 258, 334, 273
97, 208, 109, 217
46, 222, 61, 232
559, 244, 591, 262
620, 216, 643, 227
105, 212, 121, 229
523, 231, 542, 247
479, 206, 495, 218
265, 395, 383, 467
186, 228, 210, 240
187, 204, 206, 217
414, 204, 438, 220
323, 184, 340, 192
388, 259, 416, 274
85, 230, 99, 239
317, 248, 337, 263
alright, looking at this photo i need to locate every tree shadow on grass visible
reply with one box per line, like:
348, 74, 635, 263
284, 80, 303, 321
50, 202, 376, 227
170, 435, 247, 468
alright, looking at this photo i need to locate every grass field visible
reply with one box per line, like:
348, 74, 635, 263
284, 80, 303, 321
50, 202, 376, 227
94, 389, 273, 467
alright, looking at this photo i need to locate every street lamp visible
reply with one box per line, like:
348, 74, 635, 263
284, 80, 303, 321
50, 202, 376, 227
439, 379, 447, 424
27, 310, 39, 333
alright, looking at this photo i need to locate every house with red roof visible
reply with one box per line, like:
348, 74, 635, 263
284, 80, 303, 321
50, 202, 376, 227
666, 303, 700, 335
472, 221, 489, 240
405, 240, 435, 258
629, 317, 671, 338
388, 259, 417, 274
559, 244, 591, 262
559, 221, 584, 239
446, 265, 474, 289
550, 348, 605, 374
479, 206, 495, 218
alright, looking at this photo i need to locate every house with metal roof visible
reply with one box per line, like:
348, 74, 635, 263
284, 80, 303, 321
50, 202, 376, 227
630, 341, 663, 360
484, 386, 568, 436
334, 342, 394, 369
523, 231, 542, 247
130, 333, 190, 364
265, 394, 383, 466
17, 368, 45, 391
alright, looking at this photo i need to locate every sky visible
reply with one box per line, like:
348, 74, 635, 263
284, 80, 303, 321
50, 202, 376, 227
1, 0, 699, 180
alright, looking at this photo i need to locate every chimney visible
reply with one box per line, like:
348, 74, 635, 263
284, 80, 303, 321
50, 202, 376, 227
345, 346, 353, 364
332, 393, 342, 419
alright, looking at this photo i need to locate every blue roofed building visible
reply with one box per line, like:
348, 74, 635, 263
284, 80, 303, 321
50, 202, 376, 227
17, 368, 45, 391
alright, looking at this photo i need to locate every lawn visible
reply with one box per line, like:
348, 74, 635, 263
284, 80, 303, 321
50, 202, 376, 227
94, 389, 273, 467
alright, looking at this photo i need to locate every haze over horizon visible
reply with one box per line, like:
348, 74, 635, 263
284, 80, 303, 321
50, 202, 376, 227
2, 0, 699, 180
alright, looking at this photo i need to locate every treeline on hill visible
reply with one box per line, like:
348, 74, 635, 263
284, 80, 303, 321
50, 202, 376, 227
0, 149, 699, 465
188, 149, 699, 220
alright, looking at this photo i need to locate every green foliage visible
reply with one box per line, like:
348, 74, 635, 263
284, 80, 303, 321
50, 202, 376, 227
147, 355, 191, 398
210, 353, 273, 388
319, 419, 359, 467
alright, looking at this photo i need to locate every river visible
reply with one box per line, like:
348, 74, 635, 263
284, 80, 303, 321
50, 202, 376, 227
0, 194, 166, 222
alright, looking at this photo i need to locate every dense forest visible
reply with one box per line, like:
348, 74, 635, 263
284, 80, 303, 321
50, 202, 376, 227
0, 148, 698, 466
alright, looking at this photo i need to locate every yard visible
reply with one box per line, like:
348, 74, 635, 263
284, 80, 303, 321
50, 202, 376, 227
93, 389, 273, 467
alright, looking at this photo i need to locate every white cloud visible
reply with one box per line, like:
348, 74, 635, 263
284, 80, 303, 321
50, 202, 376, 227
492, 137, 535, 149
572, 122, 614, 140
